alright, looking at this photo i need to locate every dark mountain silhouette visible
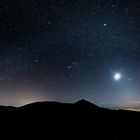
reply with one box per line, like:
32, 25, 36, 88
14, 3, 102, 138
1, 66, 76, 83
75, 99, 99, 108
0, 99, 140, 139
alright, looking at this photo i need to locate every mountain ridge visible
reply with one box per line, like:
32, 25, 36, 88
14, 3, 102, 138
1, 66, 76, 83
0, 99, 139, 139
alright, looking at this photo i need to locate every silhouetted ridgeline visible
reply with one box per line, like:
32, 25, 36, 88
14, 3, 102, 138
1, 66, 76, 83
0, 99, 140, 139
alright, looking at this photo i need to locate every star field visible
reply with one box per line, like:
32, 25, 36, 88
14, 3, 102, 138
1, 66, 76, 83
0, 0, 140, 107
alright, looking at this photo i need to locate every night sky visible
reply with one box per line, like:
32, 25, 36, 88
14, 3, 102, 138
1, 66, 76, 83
0, 0, 140, 108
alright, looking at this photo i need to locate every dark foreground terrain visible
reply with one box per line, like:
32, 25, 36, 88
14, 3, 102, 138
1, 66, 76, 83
0, 99, 140, 139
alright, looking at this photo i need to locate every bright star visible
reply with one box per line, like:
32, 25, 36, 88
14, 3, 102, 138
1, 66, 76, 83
114, 73, 121, 81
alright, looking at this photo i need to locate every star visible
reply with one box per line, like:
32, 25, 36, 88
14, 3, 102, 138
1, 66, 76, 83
34, 59, 38, 62
67, 65, 72, 69
104, 23, 107, 27
128, 78, 132, 81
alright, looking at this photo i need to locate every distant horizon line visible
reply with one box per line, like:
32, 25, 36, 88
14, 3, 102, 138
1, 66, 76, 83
0, 99, 140, 112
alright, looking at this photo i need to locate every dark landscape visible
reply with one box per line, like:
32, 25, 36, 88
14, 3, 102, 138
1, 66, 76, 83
0, 99, 140, 139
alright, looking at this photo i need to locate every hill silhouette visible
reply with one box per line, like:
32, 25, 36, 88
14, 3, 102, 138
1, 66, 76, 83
0, 99, 140, 139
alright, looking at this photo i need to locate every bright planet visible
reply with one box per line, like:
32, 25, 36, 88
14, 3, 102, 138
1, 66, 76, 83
114, 73, 122, 81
